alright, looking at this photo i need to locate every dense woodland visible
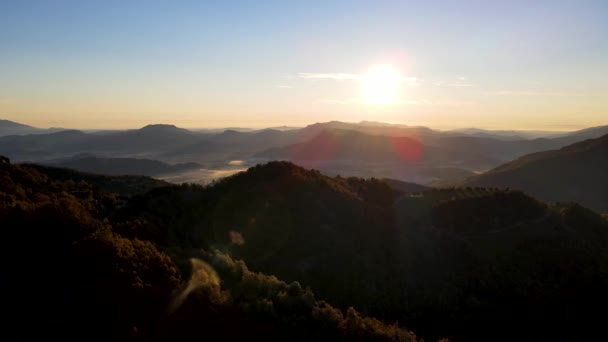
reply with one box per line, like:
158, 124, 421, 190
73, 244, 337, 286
2, 156, 608, 341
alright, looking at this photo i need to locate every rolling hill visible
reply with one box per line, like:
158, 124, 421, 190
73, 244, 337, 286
24, 163, 170, 196
45, 155, 202, 177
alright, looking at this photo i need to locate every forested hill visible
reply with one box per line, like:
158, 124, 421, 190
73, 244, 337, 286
25, 163, 170, 196
461, 133, 608, 212
45, 155, 202, 177
2, 157, 608, 341
0, 157, 420, 341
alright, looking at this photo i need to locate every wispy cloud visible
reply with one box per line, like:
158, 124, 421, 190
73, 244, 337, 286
400, 77, 419, 86
321, 98, 434, 106
487, 90, 590, 96
298, 72, 476, 88
432, 81, 475, 87
298, 72, 360, 81
297, 72, 419, 85
321, 98, 360, 105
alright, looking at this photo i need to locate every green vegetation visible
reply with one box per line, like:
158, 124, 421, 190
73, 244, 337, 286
2, 157, 608, 341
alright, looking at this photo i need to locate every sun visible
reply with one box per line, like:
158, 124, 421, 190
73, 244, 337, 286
360, 64, 403, 105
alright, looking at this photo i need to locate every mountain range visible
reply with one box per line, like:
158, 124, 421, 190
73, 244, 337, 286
2, 119, 607, 185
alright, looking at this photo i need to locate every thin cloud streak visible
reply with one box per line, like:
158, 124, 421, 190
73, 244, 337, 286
297, 72, 419, 85
298, 72, 360, 81
487, 90, 600, 97
432, 81, 475, 87
321, 98, 434, 106
298, 72, 474, 88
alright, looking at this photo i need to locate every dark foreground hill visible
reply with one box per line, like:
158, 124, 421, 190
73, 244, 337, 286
2, 158, 608, 341
0, 157, 420, 341
461, 134, 608, 212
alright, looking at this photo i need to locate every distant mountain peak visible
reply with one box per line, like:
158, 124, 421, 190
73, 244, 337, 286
140, 124, 180, 130
0, 119, 35, 129
221, 129, 241, 135
137, 124, 192, 135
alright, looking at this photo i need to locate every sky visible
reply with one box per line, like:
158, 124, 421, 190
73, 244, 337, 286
1, 0, 607, 130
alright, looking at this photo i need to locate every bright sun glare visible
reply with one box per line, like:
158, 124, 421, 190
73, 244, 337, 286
361, 64, 403, 105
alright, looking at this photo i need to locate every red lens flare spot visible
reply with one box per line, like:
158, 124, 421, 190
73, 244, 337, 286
390, 136, 422, 162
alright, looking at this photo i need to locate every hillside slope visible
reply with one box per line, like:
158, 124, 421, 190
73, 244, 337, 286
461, 134, 608, 212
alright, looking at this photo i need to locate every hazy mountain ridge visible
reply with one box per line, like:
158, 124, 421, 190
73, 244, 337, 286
1, 119, 607, 185
0, 119, 65, 136
460, 134, 608, 212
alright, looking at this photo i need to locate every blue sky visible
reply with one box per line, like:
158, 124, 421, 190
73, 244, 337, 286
1, 0, 607, 129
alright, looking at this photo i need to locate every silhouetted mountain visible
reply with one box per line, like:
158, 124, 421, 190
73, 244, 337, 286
0, 129, 87, 161
0, 119, 36, 136
46, 155, 202, 177
256, 129, 504, 168
258, 125, 608, 172
460, 134, 608, 212
258, 130, 426, 162
0, 124, 208, 161
261, 126, 608, 184
549, 124, 608, 145
160, 128, 301, 162
298, 121, 440, 143
76, 124, 205, 154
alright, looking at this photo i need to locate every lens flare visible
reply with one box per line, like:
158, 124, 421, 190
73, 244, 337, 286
361, 64, 403, 105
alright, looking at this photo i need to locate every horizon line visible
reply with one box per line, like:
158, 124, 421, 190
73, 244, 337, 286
2, 117, 599, 133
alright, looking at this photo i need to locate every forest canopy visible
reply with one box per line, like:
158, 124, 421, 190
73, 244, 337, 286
2, 158, 608, 341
